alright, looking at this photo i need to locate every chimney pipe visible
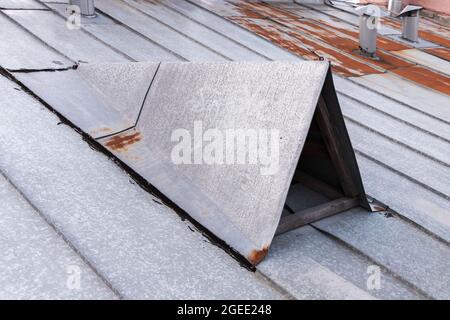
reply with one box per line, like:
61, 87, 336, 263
356, 5, 385, 58
69, 0, 96, 17
397, 5, 422, 43
388, 0, 404, 16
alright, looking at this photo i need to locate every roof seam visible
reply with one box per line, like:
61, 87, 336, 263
0, 10, 75, 65
355, 150, 450, 200
337, 90, 450, 144
345, 116, 450, 168
184, 0, 298, 59
158, 0, 271, 60
347, 77, 450, 126
0, 167, 124, 299
119, 0, 232, 61
309, 223, 433, 300
37, 1, 137, 62
92, 8, 188, 61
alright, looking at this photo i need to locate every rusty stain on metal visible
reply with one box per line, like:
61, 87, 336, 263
329, 21, 409, 51
228, 0, 300, 19
392, 66, 450, 95
276, 18, 412, 70
381, 17, 450, 48
225, 1, 414, 74
201, 0, 450, 94
425, 47, 450, 61
286, 30, 382, 76
193, 0, 265, 18
230, 17, 381, 77
90, 127, 112, 135
228, 17, 317, 59
247, 245, 269, 265
104, 131, 142, 152
419, 31, 450, 48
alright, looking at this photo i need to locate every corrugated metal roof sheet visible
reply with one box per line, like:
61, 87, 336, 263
0, 0, 449, 299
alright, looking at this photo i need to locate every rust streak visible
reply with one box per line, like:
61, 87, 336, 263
381, 17, 450, 48
419, 31, 450, 48
227, 1, 411, 74
425, 47, 450, 62
228, 17, 317, 59
277, 18, 412, 70
104, 131, 142, 152
229, 0, 301, 19
230, 17, 382, 77
90, 127, 112, 135
392, 66, 450, 96
286, 29, 383, 76
247, 245, 269, 265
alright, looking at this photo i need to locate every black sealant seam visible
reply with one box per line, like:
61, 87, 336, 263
94, 62, 161, 141
134, 62, 161, 127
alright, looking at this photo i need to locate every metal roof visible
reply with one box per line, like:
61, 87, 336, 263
13, 60, 371, 265
0, 0, 449, 299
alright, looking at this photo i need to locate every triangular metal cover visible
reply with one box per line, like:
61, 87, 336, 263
13, 61, 368, 265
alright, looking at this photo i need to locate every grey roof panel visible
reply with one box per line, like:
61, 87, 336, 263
351, 73, 450, 123
46, 3, 181, 61
334, 76, 450, 142
0, 174, 117, 299
120, 0, 266, 61
261, 184, 423, 299
348, 122, 450, 199
357, 154, 450, 244
95, 0, 227, 61
3, 9, 129, 63
0, 0, 46, 9
340, 95, 450, 166
313, 208, 450, 299
14, 69, 133, 138
260, 225, 424, 300
0, 13, 72, 70
161, 0, 299, 61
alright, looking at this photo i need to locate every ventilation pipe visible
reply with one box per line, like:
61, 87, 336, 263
356, 5, 385, 57
388, 0, 404, 16
397, 5, 422, 43
69, 0, 95, 17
